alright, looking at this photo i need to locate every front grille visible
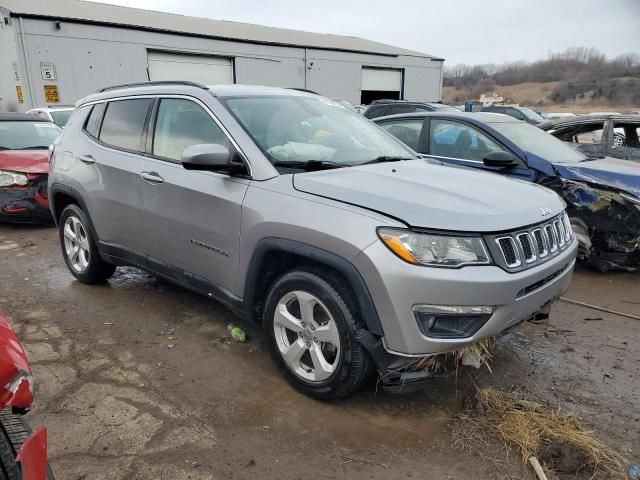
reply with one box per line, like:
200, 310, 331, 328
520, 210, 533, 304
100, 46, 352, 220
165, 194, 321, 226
517, 263, 570, 297
497, 237, 520, 267
487, 213, 574, 272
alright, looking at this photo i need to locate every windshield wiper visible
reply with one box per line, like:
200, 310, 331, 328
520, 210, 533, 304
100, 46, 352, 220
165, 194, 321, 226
272, 160, 345, 171
359, 155, 414, 165
20, 146, 50, 150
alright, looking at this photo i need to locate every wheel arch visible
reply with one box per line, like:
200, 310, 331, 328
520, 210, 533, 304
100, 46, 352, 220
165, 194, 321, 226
243, 238, 383, 336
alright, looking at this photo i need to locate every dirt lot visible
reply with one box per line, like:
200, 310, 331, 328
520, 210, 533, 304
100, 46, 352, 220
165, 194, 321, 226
0, 223, 638, 479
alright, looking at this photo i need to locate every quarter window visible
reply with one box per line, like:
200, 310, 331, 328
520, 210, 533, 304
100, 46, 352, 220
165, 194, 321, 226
99, 99, 153, 152
430, 119, 505, 161
84, 103, 106, 138
379, 119, 424, 151
152, 99, 230, 162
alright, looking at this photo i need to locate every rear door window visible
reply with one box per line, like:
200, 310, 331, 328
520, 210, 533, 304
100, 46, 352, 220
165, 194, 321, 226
378, 119, 424, 151
152, 98, 230, 162
99, 99, 153, 152
364, 106, 388, 119
429, 119, 505, 161
388, 105, 413, 115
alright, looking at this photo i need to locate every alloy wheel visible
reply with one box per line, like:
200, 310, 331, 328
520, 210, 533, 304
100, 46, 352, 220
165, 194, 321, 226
63, 216, 90, 272
273, 290, 341, 382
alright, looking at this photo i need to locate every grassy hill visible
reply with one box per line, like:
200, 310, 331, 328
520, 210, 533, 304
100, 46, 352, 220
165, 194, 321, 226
443, 77, 640, 113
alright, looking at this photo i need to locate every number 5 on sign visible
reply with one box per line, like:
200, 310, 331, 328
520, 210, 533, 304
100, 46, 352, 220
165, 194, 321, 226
40, 62, 56, 81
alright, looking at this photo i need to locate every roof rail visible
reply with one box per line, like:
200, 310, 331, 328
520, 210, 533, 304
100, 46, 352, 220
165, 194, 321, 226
98, 81, 209, 93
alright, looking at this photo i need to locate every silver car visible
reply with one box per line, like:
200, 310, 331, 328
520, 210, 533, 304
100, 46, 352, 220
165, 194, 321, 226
49, 82, 577, 399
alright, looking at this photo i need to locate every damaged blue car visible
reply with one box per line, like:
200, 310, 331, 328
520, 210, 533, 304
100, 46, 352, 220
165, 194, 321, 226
374, 112, 640, 271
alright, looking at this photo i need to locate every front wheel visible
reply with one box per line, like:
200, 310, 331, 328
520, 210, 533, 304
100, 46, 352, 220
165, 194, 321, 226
59, 204, 115, 283
263, 269, 373, 400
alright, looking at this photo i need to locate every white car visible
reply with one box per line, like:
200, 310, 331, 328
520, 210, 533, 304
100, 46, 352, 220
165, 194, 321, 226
26, 107, 74, 127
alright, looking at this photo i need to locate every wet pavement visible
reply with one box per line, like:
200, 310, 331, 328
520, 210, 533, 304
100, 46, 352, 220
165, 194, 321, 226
0, 223, 638, 479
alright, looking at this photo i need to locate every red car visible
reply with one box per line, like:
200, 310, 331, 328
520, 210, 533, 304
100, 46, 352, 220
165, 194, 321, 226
0, 114, 62, 224
0, 312, 52, 479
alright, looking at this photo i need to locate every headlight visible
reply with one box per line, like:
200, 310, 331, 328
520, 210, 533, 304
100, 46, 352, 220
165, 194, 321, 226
377, 228, 492, 267
0, 170, 29, 187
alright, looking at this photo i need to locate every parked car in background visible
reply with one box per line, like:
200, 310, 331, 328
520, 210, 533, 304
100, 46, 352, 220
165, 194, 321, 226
542, 112, 577, 120
49, 82, 575, 398
0, 114, 60, 224
330, 98, 359, 114
26, 107, 75, 128
540, 114, 640, 162
0, 312, 52, 479
374, 111, 640, 271
481, 105, 545, 125
363, 99, 459, 119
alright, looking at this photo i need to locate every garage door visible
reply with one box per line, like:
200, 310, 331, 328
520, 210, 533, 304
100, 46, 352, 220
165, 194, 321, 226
361, 67, 402, 104
147, 52, 234, 85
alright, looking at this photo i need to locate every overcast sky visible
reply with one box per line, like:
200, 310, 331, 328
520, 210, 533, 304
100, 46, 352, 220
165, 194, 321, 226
90, 0, 639, 65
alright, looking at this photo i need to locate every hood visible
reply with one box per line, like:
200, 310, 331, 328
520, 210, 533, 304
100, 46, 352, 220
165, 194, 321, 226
555, 157, 640, 198
0, 150, 49, 174
293, 159, 565, 232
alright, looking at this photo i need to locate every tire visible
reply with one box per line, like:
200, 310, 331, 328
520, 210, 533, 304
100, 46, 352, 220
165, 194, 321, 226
58, 204, 115, 283
263, 268, 373, 400
0, 409, 55, 480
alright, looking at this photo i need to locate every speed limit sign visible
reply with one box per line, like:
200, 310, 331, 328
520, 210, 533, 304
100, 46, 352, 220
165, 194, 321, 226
40, 62, 57, 81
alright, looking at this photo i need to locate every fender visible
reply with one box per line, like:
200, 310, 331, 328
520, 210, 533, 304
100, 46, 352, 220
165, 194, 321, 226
243, 238, 384, 336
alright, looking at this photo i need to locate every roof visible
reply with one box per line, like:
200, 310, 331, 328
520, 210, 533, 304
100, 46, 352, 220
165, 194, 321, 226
0, 113, 51, 122
373, 112, 520, 124
77, 83, 318, 105
540, 114, 640, 129
26, 106, 75, 112
0, 0, 442, 59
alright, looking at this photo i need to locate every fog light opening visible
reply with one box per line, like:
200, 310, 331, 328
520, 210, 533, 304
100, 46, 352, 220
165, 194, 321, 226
413, 305, 494, 339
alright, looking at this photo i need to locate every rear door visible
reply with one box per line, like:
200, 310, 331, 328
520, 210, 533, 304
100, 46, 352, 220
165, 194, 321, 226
426, 118, 535, 182
548, 121, 607, 158
80, 98, 152, 259
138, 96, 249, 296
606, 119, 640, 161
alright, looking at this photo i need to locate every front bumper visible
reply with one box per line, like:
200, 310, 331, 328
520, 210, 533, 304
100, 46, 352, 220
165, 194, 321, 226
353, 237, 577, 356
0, 177, 53, 225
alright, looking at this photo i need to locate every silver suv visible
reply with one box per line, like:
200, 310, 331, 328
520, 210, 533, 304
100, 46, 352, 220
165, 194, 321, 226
49, 82, 577, 399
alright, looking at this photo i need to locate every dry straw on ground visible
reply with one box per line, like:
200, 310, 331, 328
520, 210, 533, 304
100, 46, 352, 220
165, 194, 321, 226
474, 388, 629, 479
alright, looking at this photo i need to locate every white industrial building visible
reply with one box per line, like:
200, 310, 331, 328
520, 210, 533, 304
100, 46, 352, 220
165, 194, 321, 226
0, 0, 444, 112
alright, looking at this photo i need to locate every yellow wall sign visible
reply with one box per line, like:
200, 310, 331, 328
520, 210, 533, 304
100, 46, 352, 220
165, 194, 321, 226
16, 85, 24, 103
44, 84, 59, 104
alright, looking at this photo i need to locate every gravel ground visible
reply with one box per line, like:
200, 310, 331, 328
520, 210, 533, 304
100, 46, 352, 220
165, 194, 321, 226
0, 223, 637, 479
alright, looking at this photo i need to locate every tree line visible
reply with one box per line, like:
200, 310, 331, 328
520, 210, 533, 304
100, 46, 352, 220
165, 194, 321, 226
444, 47, 640, 105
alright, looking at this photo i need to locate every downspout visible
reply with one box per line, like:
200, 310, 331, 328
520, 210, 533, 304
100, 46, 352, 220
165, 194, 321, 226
18, 17, 35, 109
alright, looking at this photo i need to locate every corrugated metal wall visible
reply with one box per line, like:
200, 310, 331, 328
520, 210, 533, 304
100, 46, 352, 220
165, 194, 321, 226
0, 7, 20, 111
12, 17, 442, 110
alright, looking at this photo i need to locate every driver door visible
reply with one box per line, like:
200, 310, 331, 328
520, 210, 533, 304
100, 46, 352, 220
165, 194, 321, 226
138, 97, 249, 296
426, 118, 535, 182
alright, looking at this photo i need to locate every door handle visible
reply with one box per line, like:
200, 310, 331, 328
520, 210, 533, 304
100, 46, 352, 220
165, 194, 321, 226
78, 154, 95, 164
140, 171, 164, 184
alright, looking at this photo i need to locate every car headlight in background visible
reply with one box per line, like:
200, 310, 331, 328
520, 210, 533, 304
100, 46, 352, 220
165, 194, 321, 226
0, 170, 29, 188
377, 228, 492, 267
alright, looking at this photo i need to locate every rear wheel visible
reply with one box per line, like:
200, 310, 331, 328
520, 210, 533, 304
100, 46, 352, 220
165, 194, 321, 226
59, 205, 115, 283
263, 269, 373, 400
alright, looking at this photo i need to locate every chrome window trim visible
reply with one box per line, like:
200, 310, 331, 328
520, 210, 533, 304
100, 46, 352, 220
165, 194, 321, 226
78, 94, 253, 177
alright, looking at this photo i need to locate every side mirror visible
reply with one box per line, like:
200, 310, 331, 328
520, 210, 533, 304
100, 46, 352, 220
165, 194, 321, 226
182, 144, 232, 172
483, 151, 519, 168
